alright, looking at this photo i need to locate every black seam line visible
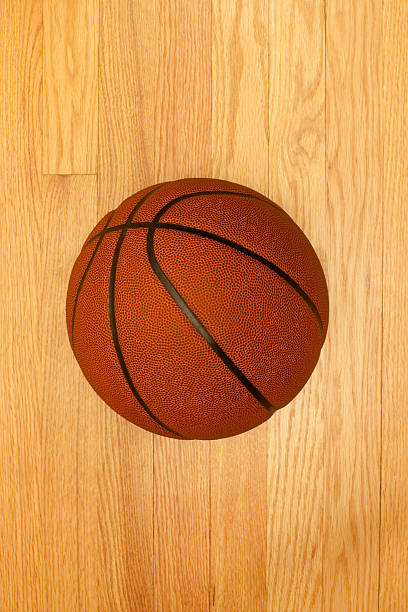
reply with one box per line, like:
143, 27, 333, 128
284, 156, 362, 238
158, 223, 324, 334
82, 218, 323, 335
108, 186, 185, 439
146, 198, 277, 413
83, 190, 278, 248
82, 189, 323, 333
71, 210, 116, 344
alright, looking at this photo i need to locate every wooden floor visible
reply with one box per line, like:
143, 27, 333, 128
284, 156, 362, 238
1, 1, 406, 610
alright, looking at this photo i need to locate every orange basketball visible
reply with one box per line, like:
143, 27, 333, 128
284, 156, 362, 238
66, 178, 329, 440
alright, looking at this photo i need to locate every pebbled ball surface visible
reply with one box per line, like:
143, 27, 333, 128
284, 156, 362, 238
66, 177, 329, 440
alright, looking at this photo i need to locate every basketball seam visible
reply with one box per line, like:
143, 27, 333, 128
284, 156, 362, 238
82, 218, 324, 335
70, 209, 116, 344
137, 221, 325, 335
107, 185, 186, 439
83, 190, 278, 248
83, 191, 324, 333
146, 195, 278, 414
159, 223, 324, 334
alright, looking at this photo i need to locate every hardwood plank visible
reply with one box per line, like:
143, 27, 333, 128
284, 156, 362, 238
0, 1, 43, 608
324, 0, 382, 609
43, 0, 98, 174
267, 2, 326, 610
41, 175, 99, 611
99, 0, 156, 204
211, 1, 269, 609
98, 2, 158, 610
380, 2, 408, 609
154, 1, 212, 181
152, 2, 212, 610
154, 439, 210, 611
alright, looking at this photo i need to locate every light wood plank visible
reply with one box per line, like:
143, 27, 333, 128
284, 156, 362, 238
153, 2, 212, 610
380, 2, 408, 609
267, 2, 326, 610
98, 1, 157, 609
211, 0, 269, 609
154, 439, 210, 611
41, 175, 99, 611
43, 0, 98, 174
154, 1, 212, 181
99, 0, 156, 204
324, 0, 382, 609
0, 1, 43, 608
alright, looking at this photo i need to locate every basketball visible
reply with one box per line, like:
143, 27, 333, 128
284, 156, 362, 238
66, 178, 329, 440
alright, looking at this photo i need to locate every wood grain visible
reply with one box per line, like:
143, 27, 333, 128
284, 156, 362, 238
98, 1, 157, 609
152, 2, 211, 610
267, 2, 326, 610
2, 1, 408, 610
43, 0, 98, 174
41, 175, 99, 611
211, 0, 269, 609
154, 0, 212, 180
99, 0, 156, 203
0, 1, 43, 608
380, 2, 408, 609
325, 0, 382, 609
